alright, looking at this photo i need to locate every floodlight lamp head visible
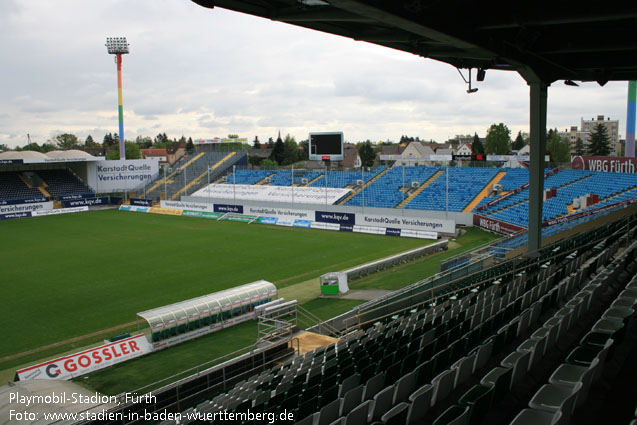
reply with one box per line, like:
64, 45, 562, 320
467, 88, 479, 94
105, 37, 129, 55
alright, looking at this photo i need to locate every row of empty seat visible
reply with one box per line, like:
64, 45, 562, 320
215, 167, 637, 231
476, 169, 637, 226
143, 217, 635, 425
0, 170, 94, 202
509, 241, 637, 425
77, 212, 635, 425
36, 169, 94, 198
0, 171, 44, 200
144, 151, 247, 200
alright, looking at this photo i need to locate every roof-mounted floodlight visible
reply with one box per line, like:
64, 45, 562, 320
105, 37, 129, 54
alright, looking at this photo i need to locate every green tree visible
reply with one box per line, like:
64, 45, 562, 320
512, 131, 526, 151
135, 136, 152, 149
103, 133, 115, 147
588, 123, 611, 156
358, 140, 376, 167
55, 133, 79, 149
22, 142, 41, 151
281, 134, 298, 165
471, 133, 485, 155
574, 137, 585, 155
85, 135, 97, 147
270, 135, 285, 165
125, 141, 141, 159
186, 138, 195, 153
484, 124, 511, 154
0, 144, 10, 152
107, 141, 141, 160
253, 136, 261, 149
260, 159, 278, 169
154, 132, 168, 146
41, 143, 56, 153
298, 140, 309, 161
248, 155, 263, 167
546, 132, 571, 163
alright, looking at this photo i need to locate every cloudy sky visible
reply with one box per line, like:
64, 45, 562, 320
0, 0, 632, 149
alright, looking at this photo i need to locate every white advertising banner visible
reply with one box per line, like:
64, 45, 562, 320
0, 201, 53, 214
160, 200, 216, 213
16, 335, 152, 381
192, 184, 350, 205
244, 205, 313, 221
356, 213, 454, 234
31, 206, 89, 217
310, 222, 341, 231
87, 159, 160, 192
400, 229, 439, 239
353, 225, 386, 235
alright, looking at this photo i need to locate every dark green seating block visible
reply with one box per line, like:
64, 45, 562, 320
458, 384, 494, 425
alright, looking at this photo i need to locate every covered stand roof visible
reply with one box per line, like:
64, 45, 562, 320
0, 149, 103, 163
191, 1, 637, 83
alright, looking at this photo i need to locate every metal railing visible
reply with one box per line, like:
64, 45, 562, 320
297, 304, 342, 337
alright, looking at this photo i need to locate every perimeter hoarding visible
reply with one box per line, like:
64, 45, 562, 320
155, 200, 454, 234
571, 155, 637, 173
0, 197, 48, 206
0, 201, 53, 214
86, 159, 160, 192
161, 200, 216, 212
16, 335, 151, 381
358, 212, 454, 234
61, 197, 109, 208
473, 214, 526, 235
244, 205, 312, 221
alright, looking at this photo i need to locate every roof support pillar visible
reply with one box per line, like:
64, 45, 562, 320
525, 74, 549, 253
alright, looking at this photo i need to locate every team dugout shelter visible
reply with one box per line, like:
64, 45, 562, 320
136, 280, 277, 343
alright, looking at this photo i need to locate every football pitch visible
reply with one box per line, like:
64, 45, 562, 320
0, 209, 431, 361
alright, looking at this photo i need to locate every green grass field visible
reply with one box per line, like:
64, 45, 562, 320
77, 228, 497, 395
1, 209, 498, 394
0, 210, 430, 360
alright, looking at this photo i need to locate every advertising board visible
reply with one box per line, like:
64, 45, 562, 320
16, 335, 152, 381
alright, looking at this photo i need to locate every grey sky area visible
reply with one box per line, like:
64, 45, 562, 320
0, 0, 630, 148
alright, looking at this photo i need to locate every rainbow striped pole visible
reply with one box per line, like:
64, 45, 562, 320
116, 53, 125, 159
106, 37, 129, 160
627, 81, 636, 158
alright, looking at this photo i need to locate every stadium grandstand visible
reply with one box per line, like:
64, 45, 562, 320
141, 147, 248, 201
69, 209, 637, 425
0, 151, 99, 204
64, 1, 635, 423
3, 2, 637, 425
189, 164, 637, 235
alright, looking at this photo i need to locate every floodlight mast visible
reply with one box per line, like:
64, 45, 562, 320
105, 37, 129, 160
